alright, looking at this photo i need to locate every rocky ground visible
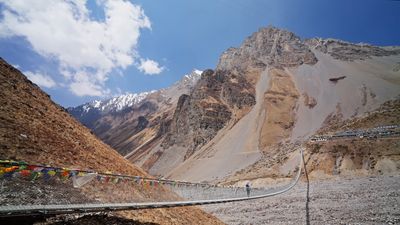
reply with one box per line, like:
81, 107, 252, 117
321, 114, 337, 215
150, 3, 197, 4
44, 214, 158, 225
203, 175, 400, 225
1, 214, 159, 225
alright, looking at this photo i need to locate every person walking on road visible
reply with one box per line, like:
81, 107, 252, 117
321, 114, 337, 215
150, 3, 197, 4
245, 182, 251, 197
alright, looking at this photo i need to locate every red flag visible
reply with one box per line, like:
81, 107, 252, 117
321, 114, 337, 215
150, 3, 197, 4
104, 177, 110, 183
61, 170, 70, 177
20, 170, 31, 177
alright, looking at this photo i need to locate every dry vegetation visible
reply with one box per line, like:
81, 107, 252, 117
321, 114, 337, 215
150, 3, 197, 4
0, 58, 223, 225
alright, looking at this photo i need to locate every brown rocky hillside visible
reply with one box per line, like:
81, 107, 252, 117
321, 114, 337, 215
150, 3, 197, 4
224, 99, 400, 185
0, 58, 223, 225
304, 100, 400, 178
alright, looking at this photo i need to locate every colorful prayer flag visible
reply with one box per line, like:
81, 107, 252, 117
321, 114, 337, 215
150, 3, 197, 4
20, 170, 31, 177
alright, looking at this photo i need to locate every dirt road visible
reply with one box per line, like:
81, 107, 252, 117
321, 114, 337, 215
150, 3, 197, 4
203, 175, 400, 225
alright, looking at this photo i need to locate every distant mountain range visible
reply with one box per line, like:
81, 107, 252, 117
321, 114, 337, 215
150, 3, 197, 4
69, 69, 202, 116
68, 69, 202, 156
81, 91, 156, 113
68, 26, 400, 183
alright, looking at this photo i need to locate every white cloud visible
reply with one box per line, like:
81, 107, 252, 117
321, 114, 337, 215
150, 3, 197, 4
138, 58, 164, 75
70, 80, 105, 97
25, 71, 56, 88
67, 70, 110, 96
0, 0, 162, 96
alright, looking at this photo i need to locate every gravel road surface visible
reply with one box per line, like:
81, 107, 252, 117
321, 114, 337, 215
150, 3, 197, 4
203, 175, 400, 225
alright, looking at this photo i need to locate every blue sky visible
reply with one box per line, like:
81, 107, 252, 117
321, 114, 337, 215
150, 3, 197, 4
0, 0, 399, 107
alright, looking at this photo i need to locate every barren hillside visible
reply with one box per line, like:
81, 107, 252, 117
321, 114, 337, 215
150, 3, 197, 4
0, 58, 223, 225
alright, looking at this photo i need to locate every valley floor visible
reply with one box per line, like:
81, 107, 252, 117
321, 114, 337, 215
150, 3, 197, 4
202, 175, 400, 225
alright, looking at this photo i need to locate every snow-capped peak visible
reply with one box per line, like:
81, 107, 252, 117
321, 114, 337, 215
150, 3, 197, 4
92, 100, 101, 108
193, 69, 203, 75
72, 69, 202, 115
81, 91, 155, 113
183, 69, 202, 84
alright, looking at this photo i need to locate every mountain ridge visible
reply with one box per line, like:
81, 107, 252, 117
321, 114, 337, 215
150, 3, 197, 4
68, 69, 202, 120
68, 69, 202, 156
69, 26, 400, 183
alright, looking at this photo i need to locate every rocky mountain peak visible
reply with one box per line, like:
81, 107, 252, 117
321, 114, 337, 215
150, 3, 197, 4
217, 26, 318, 72
170, 69, 202, 91
68, 90, 156, 129
183, 69, 202, 82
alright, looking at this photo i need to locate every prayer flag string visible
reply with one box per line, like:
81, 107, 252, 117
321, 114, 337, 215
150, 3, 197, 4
0, 159, 216, 188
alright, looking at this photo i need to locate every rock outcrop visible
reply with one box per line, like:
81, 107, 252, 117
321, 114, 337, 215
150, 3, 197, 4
217, 26, 317, 71
306, 38, 400, 61
303, 92, 317, 108
161, 68, 255, 159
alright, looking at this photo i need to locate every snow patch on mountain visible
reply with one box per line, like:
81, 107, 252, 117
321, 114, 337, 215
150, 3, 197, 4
79, 91, 156, 113
70, 69, 202, 115
183, 69, 202, 84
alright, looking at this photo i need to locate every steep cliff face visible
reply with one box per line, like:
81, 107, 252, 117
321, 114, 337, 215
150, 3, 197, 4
161, 69, 256, 159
